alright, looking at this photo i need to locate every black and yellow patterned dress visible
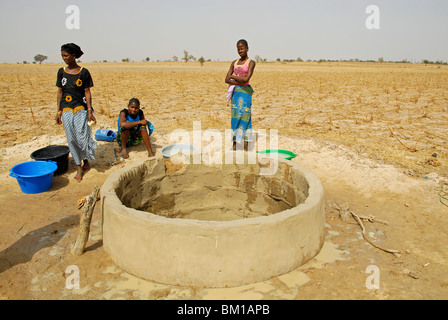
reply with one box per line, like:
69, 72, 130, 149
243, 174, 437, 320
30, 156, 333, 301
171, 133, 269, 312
56, 67, 97, 165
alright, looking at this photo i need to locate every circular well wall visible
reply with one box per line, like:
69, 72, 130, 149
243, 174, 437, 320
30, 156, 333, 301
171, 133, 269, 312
101, 153, 325, 287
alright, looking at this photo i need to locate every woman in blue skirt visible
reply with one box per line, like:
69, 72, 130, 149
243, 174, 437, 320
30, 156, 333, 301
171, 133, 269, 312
225, 39, 256, 151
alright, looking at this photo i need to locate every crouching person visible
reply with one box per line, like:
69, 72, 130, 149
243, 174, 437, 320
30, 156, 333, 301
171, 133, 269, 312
117, 98, 154, 159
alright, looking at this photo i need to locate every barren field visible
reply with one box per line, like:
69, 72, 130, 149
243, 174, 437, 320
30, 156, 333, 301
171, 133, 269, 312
2, 61, 447, 176
0, 61, 447, 300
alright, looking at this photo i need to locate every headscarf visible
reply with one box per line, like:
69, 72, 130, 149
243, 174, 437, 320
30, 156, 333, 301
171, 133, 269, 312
61, 43, 84, 58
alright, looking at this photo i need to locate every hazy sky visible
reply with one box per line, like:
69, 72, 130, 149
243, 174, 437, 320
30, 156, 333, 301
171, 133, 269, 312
1, 0, 447, 63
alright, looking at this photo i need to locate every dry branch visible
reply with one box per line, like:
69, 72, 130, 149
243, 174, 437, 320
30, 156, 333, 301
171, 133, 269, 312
268, 194, 293, 207
71, 185, 100, 256
331, 203, 400, 256
440, 182, 448, 207
29, 105, 36, 125
350, 210, 400, 256
387, 125, 417, 152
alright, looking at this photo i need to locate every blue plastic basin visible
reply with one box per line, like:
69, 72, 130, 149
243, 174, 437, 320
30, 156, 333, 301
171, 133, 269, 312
10, 161, 58, 194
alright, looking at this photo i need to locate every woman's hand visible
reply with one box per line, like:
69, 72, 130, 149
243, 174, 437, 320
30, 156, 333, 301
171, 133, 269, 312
55, 112, 62, 125
88, 110, 96, 125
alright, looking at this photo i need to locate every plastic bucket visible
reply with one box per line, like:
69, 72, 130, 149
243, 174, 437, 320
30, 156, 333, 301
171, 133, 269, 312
256, 149, 297, 160
30, 145, 70, 175
161, 144, 198, 159
95, 129, 116, 142
10, 161, 58, 194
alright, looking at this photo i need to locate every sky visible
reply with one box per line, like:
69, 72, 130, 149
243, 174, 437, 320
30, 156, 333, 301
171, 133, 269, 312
0, 0, 447, 64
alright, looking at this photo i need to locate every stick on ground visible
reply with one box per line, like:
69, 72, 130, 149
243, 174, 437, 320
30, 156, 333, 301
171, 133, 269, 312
350, 210, 401, 256
331, 203, 400, 256
71, 185, 100, 256
387, 124, 417, 152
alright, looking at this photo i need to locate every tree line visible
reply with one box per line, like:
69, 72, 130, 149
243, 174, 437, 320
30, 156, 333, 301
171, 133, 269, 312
18, 53, 448, 66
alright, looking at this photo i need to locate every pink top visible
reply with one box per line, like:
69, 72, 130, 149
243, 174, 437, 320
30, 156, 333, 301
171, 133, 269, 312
233, 58, 251, 86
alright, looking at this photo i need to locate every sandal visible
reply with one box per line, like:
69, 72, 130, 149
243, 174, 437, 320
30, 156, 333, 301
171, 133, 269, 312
74, 175, 83, 182
82, 164, 91, 173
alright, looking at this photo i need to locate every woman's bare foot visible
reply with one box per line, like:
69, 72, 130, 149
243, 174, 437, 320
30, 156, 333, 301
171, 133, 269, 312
120, 148, 129, 159
74, 166, 83, 182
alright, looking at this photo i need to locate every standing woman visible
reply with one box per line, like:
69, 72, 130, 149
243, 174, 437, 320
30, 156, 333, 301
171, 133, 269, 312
225, 39, 256, 151
55, 43, 97, 182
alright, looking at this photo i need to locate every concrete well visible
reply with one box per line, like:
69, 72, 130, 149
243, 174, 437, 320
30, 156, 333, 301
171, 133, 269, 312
101, 153, 325, 287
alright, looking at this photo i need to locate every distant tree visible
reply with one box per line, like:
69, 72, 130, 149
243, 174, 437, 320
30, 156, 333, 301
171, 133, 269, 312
296, 57, 303, 62
183, 50, 193, 62
145, 57, 150, 62
198, 56, 205, 66
183, 50, 196, 62
254, 55, 263, 62
122, 58, 130, 62
173, 56, 179, 62
34, 54, 48, 64
378, 57, 384, 63
423, 59, 430, 66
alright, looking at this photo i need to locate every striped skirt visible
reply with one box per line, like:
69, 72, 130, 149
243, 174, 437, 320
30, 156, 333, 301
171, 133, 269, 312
62, 109, 97, 166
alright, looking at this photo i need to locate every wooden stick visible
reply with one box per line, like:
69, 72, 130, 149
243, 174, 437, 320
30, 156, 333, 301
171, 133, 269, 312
330, 203, 399, 256
71, 185, 100, 256
357, 214, 389, 225
268, 194, 293, 207
387, 124, 417, 152
350, 210, 401, 256
29, 105, 36, 125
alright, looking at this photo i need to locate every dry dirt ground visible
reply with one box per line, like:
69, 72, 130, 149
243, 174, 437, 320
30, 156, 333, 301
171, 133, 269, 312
0, 62, 447, 300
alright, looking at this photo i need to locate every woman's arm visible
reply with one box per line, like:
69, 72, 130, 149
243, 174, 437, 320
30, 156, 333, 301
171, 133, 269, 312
230, 60, 256, 84
56, 88, 63, 125
139, 112, 148, 126
225, 60, 240, 85
119, 111, 146, 129
85, 88, 96, 124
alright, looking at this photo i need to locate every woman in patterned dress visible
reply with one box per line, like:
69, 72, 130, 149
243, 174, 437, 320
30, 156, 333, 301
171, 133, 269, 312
55, 43, 97, 182
225, 39, 256, 151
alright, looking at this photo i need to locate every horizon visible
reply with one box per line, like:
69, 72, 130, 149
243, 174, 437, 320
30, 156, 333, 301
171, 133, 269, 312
1, 0, 448, 64
6, 57, 448, 65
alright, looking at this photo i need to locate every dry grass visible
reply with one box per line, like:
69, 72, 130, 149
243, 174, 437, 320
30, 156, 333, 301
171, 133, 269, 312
1, 61, 447, 176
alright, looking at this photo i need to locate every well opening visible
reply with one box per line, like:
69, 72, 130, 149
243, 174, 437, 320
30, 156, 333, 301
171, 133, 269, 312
101, 153, 325, 287
117, 155, 309, 221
